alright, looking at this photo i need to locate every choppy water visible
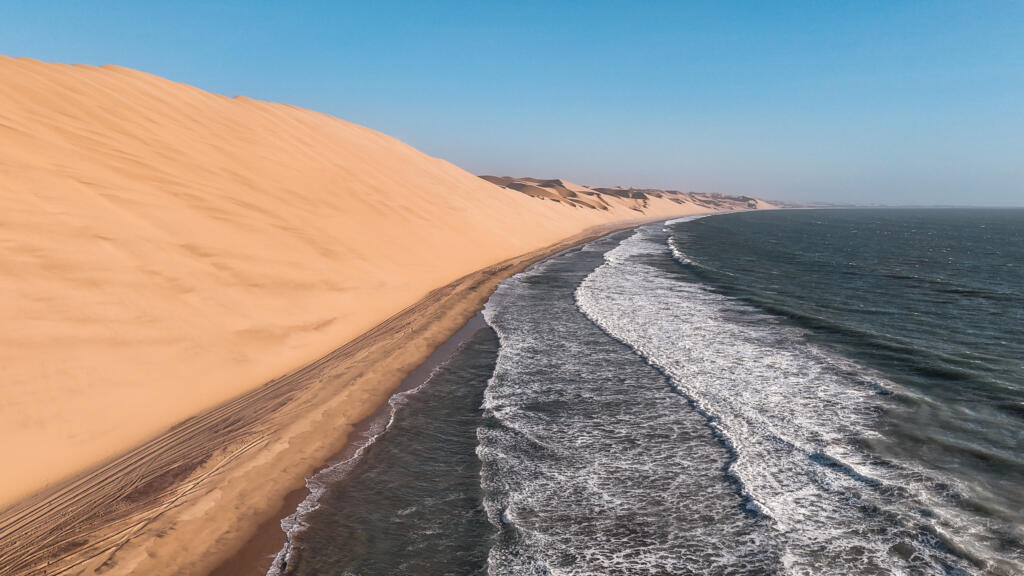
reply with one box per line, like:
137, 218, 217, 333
270, 209, 1023, 575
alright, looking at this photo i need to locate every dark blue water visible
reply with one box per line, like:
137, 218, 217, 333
662, 209, 1024, 573
270, 209, 1023, 575
270, 319, 499, 575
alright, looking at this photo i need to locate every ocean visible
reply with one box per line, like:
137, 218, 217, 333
268, 209, 1023, 575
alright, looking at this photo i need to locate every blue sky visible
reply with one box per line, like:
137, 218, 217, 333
2, 1, 1021, 205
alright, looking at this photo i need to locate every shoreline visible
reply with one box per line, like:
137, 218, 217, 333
193, 220, 650, 576
211, 313, 491, 575
210, 228, 635, 575
1, 216, 700, 576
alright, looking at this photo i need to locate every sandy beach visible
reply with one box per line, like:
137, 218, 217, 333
0, 56, 767, 575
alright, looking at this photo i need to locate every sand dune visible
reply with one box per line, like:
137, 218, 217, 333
0, 56, 769, 574
480, 175, 773, 213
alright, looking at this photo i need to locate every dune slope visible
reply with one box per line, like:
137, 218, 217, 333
0, 56, 762, 511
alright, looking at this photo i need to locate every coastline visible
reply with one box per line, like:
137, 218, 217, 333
0, 216, 700, 576
211, 313, 492, 576
2, 57, 778, 516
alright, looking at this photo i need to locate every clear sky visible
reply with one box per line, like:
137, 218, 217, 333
2, 1, 1021, 205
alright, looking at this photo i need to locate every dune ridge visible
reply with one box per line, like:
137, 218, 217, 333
0, 56, 769, 575
480, 175, 771, 213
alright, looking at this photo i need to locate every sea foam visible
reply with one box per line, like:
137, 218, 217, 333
575, 222, 975, 575
479, 232, 777, 575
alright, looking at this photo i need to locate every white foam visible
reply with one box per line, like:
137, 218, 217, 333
478, 232, 778, 575
575, 223, 981, 574
663, 213, 712, 226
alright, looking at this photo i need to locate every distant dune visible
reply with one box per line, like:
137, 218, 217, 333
0, 56, 769, 574
479, 176, 773, 212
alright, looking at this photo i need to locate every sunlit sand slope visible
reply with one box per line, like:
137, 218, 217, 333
0, 57, 765, 510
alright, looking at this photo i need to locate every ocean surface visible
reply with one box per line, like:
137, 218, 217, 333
269, 209, 1023, 575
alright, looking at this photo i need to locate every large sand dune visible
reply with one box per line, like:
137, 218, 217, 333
0, 56, 768, 574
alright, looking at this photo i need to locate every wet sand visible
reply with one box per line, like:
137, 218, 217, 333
210, 315, 491, 576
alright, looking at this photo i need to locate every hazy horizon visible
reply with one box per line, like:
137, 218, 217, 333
2, 1, 1021, 206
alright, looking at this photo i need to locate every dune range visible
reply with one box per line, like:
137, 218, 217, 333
0, 56, 771, 575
